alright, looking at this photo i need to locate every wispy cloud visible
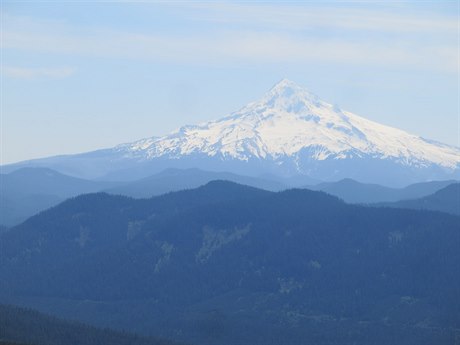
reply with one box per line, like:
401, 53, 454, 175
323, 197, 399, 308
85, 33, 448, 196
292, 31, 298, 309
3, 66, 75, 80
3, 28, 456, 73
2, 4, 457, 73
186, 3, 457, 34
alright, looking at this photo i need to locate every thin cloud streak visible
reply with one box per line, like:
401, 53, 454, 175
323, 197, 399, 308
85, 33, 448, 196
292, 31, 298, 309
3, 66, 75, 80
3, 27, 457, 73
186, 3, 458, 34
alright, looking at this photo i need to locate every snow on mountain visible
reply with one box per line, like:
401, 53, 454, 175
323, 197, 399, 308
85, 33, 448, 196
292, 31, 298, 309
3, 79, 459, 186
117, 79, 460, 170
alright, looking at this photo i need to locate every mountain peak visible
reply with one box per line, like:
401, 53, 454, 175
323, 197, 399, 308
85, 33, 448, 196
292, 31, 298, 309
258, 79, 322, 113
268, 78, 315, 97
271, 78, 302, 90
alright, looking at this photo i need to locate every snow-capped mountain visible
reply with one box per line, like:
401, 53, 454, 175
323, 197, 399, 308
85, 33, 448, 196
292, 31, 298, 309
119, 79, 459, 167
3, 79, 460, 186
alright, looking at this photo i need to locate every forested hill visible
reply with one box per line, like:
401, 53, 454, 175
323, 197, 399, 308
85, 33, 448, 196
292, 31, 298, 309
375, 183, 460, 215
0, 304, 181, 345
1, 181, 459, 344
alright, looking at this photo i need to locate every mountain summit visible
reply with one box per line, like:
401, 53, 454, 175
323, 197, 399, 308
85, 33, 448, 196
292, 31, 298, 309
3, 80, 460, 186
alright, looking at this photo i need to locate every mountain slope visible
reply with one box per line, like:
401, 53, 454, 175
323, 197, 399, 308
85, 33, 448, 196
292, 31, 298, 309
376, 183, 460, 215
2, 80, 459, 186
0, 167, 282, 225
0, 304, 179, 345
1, 182, 459, 344
0, 168, 119, 226
0, 168, 117, 197
105, 168, 285, 198
309, 178, 457, 204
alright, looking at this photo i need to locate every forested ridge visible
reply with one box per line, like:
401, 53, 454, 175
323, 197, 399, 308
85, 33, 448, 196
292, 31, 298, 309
0, 304, 182, 345
1, 181, 459, 344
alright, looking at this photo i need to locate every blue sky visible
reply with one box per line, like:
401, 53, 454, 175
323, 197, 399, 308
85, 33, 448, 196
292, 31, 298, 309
1, 1, 458, 164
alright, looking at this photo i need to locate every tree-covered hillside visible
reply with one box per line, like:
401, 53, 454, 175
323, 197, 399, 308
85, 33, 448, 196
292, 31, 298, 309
376, 183, 460, 215
1, 181, 459, 344
0, 304, 181, 345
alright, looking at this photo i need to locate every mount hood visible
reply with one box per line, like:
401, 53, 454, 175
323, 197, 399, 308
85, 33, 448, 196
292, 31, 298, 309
4, 79, 460, 186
